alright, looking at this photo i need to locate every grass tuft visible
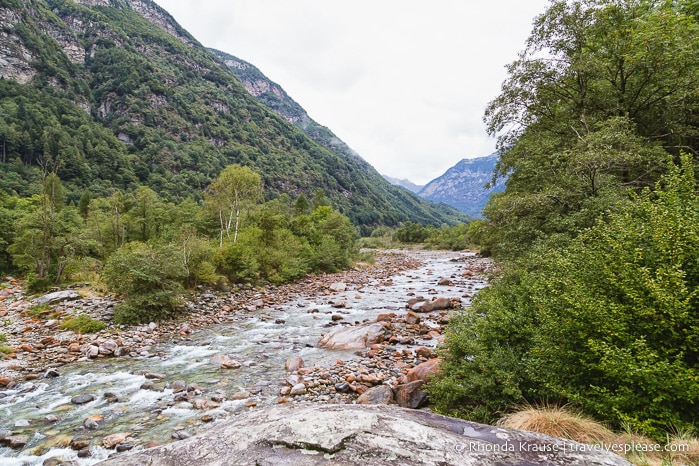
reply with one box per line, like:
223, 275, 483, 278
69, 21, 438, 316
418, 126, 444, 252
498, 403, 614, 445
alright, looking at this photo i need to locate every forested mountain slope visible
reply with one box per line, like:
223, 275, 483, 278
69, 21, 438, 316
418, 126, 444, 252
0, 0, 465, 232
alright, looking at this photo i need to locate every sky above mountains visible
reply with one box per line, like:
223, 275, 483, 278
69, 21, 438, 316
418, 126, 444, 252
153, 0, 550, 184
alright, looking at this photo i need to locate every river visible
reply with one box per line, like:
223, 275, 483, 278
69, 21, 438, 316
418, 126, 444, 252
0, 249, 490, 465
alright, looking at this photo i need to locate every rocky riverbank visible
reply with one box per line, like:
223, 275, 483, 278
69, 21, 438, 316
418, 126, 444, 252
0, 249, 493, 464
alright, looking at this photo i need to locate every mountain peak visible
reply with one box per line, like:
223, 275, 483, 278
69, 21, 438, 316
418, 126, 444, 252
419, 153, 504, 218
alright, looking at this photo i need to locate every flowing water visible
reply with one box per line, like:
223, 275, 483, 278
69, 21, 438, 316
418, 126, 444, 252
0, 250, 489, 465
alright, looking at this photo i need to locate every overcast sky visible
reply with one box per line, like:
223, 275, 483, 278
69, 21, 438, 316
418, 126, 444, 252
153, 0, 550, 184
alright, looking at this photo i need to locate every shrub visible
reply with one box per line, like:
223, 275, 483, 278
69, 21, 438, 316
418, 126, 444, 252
104, 241, 186, 324
60, 314, 106, 333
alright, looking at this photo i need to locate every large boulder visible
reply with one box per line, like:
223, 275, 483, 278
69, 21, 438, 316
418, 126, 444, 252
32, 290, 80, 306
395, 380, 428, 408
356, 385, 394, 405
318, 322, 385, 349
95, 404, 631, 466
407, 358, 441, 382
412, 297, 452, 313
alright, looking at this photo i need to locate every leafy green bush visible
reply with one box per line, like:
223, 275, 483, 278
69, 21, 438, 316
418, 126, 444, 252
60, 314, 107, 333
429, 156, 699, 440
104, 241, 186, 324
393, 221, 430, 243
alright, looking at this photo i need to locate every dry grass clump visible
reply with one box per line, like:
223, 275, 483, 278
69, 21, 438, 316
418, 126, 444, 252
499, 405, 699, 466
498, 403, 615, 445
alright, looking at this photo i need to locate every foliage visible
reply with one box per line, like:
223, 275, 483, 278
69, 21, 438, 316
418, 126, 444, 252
393, 221, 430, 243
481, 0, 699, 258
60, 314, 107, 333
205, 164, 262, 246
428, 156, 699, 440
103, 241, 186, 324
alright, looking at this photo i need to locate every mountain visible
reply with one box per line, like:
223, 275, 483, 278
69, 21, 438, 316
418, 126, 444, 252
418, 153, 505, 218
211, 50, 462, 229
382, 175, 424, 194
0, 0, 466, 233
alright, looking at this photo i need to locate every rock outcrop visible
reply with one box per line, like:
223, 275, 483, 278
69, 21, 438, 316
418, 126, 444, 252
96, 404, 631, 466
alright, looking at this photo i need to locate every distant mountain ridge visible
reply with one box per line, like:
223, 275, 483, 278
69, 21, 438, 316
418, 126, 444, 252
417, 153, 505, 218
382, 176, 424, 194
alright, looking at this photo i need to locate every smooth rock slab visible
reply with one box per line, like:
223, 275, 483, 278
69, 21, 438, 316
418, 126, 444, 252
95, 404, 631, 466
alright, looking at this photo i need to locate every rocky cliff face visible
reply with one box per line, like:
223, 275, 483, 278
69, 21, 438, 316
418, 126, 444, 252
419, 153, 505, 219
0, 8, 36, 84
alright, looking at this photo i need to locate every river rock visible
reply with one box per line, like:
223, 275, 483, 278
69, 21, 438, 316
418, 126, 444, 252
0, 377, 14, 387
95, 404, 632, 466
71, 393, 95, 405
86, 345, 99, 358
210, 354, 241, 369
395, 380, 428, 409
32, 291, 80, 306
413, 297, 452, 313
98, 339, 119, 355
102, 432, 131, 449
334, 382, 350, 393
329, 282, 347, 292
84, 414, 104, 430
405, 311, 420, 324
407, 358, 441, 382
3, 435, 29, 449
285, 357, 304, 372
356, 385, 394, 405
70, 437, 90, 450
170, 380, 186, 392
231, 391, 251, 400
437, 277, 454, 286
289, 383, 306, 396
318, 322, 385, 349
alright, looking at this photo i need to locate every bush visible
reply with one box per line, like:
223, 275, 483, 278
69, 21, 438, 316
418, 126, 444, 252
429, 155, 699, 440
60, 314, 106, 333
103, 241, 186, 324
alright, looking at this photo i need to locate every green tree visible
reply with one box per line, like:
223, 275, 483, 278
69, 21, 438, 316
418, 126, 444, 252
482, 0, 699, 256
205, 164, 262, 246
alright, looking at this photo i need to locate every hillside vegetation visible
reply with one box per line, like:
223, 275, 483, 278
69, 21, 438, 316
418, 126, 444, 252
428, 0, 699, 442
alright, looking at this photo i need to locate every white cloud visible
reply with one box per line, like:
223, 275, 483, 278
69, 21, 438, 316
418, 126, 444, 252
154, 0, 550, 184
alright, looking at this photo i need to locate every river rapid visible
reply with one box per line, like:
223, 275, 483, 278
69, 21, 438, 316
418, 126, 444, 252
0, 249, 490, 466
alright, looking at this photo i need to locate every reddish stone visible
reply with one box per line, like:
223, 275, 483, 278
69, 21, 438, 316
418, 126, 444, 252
407, 358, 441, 382
405, 311, 420, 324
